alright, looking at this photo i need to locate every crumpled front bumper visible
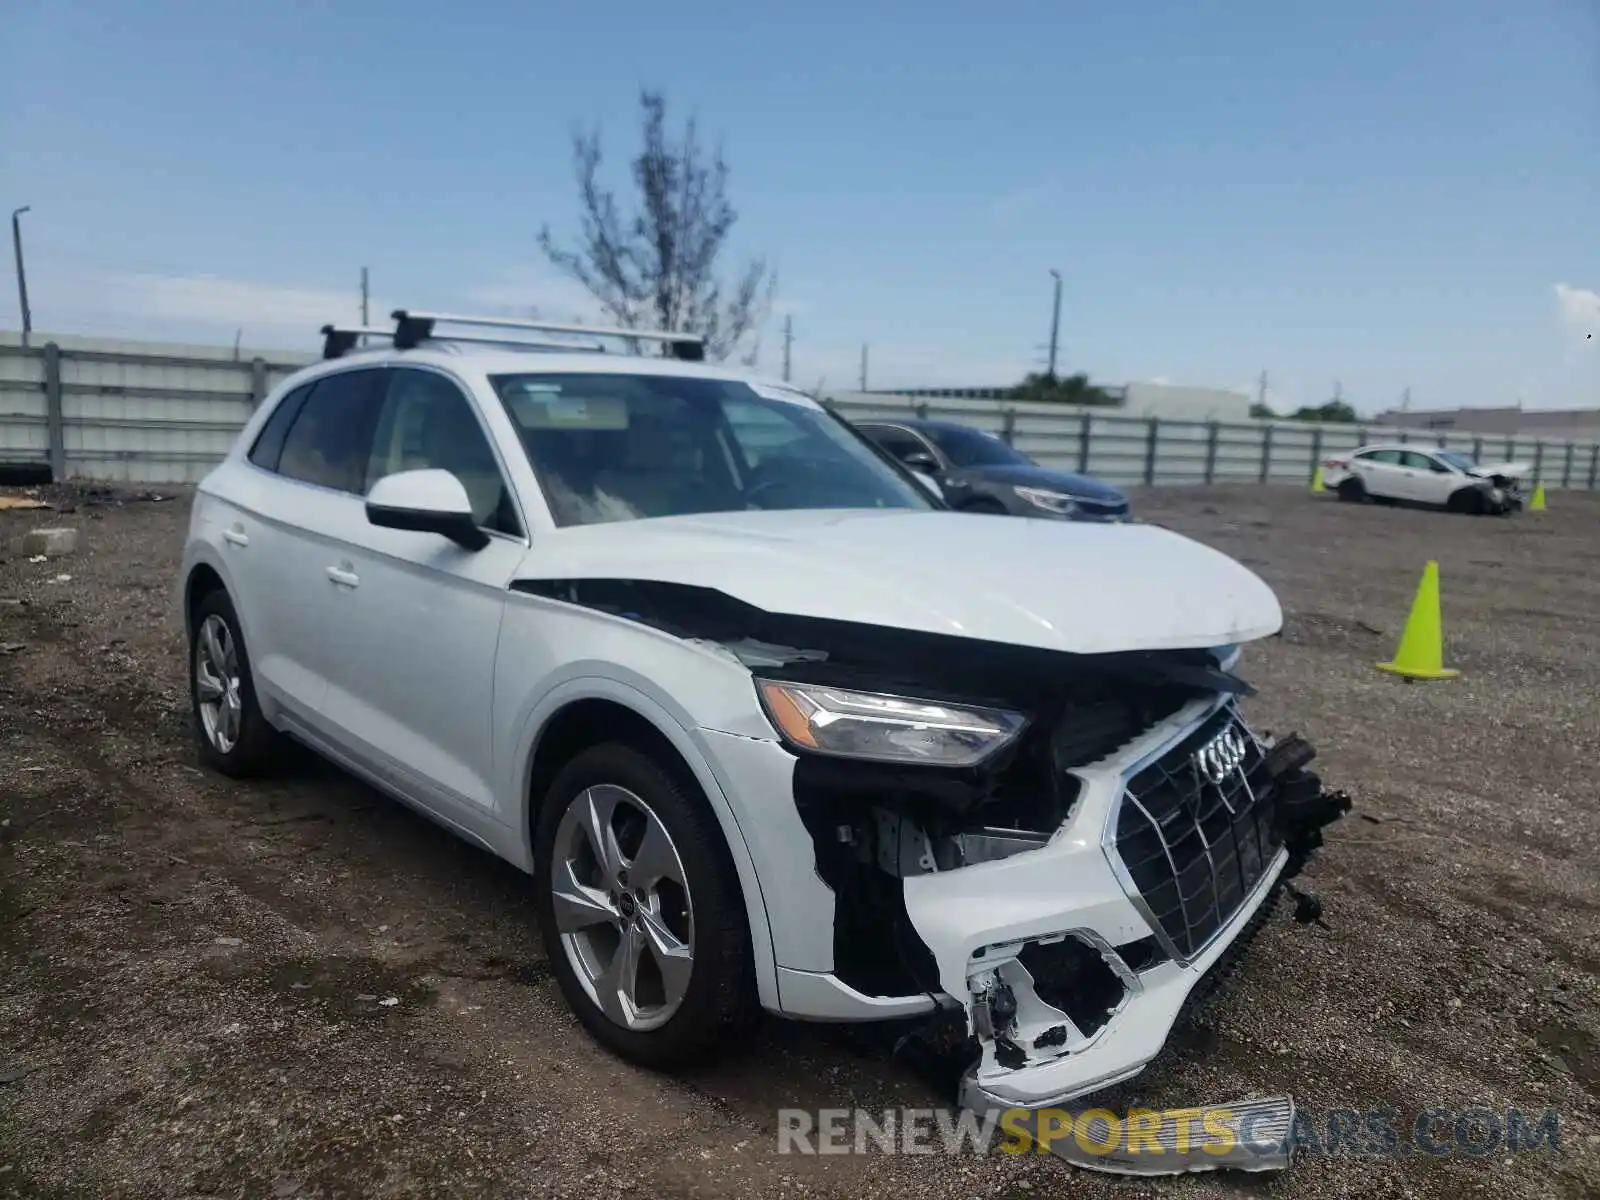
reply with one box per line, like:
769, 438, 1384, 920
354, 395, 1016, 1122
902, 699, 1348, 1113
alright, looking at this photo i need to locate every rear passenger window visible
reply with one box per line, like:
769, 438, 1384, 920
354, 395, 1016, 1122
276, 370, 386, 493
248, 382, 315, 472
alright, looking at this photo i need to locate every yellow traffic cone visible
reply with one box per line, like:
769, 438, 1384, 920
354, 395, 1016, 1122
1310, 465, 1325, 493
1529, 483, 1546, 512
1376, 561, 1459, 681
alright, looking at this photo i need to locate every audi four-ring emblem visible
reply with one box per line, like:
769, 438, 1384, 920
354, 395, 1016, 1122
1194, 726, 1247, 785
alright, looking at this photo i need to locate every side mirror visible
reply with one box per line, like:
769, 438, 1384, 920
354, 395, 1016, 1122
366, 469, 489, 551
903, 450, 938, 471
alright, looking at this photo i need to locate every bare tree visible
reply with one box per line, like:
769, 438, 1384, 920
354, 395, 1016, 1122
538, 90, 776, 361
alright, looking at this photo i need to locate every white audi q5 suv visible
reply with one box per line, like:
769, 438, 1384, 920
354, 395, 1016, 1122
177, 311, 1348, 1113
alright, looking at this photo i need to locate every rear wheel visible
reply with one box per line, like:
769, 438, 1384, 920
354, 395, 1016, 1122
1337, 477, 1367, 504
533, 742, 756, 1069
190, 589, 282, 777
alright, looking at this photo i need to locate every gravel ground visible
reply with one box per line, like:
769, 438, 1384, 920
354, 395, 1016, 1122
2, 482, 1598, 1200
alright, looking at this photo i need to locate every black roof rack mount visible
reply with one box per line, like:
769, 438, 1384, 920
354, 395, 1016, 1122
321, 324, 394, 360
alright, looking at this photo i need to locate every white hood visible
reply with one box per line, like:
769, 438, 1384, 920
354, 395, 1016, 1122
1469, 460, 1531, 480
518, 509, 1283, 655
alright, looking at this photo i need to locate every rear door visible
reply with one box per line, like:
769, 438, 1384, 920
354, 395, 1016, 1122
235, 368, 388, 728
1351, 449, 1406, 499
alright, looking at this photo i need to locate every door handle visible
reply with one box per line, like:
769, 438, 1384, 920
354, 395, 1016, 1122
326, 566, 360, 589
222, 528, 249, 548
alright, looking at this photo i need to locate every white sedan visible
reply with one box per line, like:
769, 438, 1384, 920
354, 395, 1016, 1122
1320, 443, 1529, 514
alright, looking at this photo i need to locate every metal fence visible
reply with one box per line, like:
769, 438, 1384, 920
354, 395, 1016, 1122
821, 392, 1600, 491
3, 332, 1598, 491
0, 333, 313, 484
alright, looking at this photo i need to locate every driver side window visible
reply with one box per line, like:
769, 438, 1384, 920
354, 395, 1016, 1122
366, 368, 522, 537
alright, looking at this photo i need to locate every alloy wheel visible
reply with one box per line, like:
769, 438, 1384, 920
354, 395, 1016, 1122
550, 784, 695, 1032
194, 614, 243, 754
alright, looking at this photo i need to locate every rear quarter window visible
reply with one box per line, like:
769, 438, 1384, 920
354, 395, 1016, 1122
247, 382, 316, 472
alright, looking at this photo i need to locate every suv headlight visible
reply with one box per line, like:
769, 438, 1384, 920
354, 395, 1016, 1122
756, 680, 1026, 767
1014, 486, 1078, 515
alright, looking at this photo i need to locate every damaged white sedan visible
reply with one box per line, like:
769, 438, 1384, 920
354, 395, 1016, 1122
177, 311, 1349, 1123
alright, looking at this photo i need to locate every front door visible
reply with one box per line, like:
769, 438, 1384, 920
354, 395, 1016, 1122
314, 366, 530, 834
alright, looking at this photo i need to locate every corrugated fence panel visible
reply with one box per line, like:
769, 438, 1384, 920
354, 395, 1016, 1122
0, 333, 315, 483
60, 351, 260, 484
0, 347, 48, 466
827, 393, 1600, 492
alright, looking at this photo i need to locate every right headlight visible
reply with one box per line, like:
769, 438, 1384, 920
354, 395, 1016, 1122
756, 679, 1027, 768
1014, 486, 1079, 515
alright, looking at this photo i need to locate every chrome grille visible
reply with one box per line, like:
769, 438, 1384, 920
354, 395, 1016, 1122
1112, 706, 1280, 960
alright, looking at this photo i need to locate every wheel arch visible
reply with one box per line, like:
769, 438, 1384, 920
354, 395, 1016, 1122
183, 561, 228, 640
513, 676, 780, 1011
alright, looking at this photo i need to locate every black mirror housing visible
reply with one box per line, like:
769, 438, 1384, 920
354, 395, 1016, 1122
366, 501, 490, 551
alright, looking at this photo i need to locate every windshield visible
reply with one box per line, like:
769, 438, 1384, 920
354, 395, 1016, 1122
923, 423, 1034, 469
489, 373, 935, 526
1434, 450, 1476, 472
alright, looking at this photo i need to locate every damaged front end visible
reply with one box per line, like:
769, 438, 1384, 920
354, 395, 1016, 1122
515, 576, 1351, 1172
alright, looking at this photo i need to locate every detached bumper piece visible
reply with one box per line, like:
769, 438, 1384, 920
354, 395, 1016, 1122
1263, 732, 1352, 882
971, 1093, 1295, 1175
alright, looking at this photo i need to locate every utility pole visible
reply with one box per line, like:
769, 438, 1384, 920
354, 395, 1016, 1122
1257, 370, 1268, 411
781, 315, 793, 382
11, 206, 32, 347
360, 267, 370, 325
859, 344, 869, 391
1401, 386, 1411, 411
1047, 269, 1062, 378
1334, 379, 1343, 403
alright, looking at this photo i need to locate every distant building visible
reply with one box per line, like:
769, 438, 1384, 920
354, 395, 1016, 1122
1119, 382, 1252, 422
1371, 405, 1600, 441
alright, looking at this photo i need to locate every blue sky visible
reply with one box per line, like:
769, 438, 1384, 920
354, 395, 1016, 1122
4, 0, 1597, 412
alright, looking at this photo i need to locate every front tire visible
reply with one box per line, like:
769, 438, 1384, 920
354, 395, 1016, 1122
1447, 487, 1487, 515
190, 589, 282, 777
533, 742, 756, 1070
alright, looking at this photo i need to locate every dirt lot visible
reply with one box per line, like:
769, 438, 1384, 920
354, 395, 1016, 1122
2, 482, 1598, 1199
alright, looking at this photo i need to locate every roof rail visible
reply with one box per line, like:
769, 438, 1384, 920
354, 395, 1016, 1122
321, 322, 609, 361
390, 309, 706, 361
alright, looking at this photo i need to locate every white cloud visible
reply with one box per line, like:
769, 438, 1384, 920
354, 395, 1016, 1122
23, 265, 617, 350
13, 265, 1035, 392
23, 267, 403, 350
1554, 282, 1599, 343
462, 271, 604, 323
758, 336, 1033, 394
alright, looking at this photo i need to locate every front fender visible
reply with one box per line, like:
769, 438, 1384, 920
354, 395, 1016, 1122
507, 672, 781, 1012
